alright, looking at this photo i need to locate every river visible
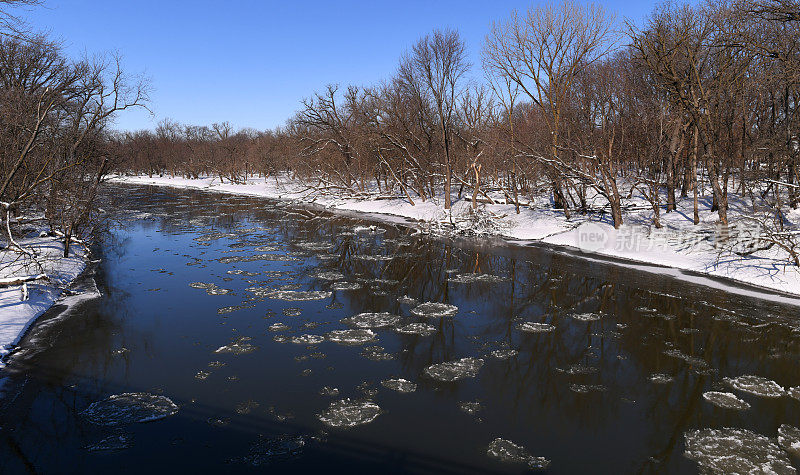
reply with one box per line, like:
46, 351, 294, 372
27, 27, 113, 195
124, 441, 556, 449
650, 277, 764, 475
1, 184, 798, 474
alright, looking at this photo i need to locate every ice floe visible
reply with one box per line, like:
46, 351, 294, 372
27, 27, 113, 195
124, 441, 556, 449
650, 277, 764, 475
486, 438, 551, 470
683, 428, 795, 474
448, 273, 507, 284
325, 329, 377, 345
381, 378, 417, 393
424, 357, 484, 382
317, 399, 382, 428
490, 349, 518, 360
517, 322, 555, 333
82, 393, 179, 426
410, 302, 459, 318
341, 312, 402, 328
395, 322, 437, 336
777, 424, 800, 459
215, 336, 258, 354
702, 391, 751, 410
258, 290, 332, 301
723, 375, 786, 398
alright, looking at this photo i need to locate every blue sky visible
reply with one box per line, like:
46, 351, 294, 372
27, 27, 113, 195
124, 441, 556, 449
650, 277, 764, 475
11, 0, 672, 132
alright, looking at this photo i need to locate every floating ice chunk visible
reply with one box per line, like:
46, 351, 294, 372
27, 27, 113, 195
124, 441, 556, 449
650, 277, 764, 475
571, 312, 602, 322
381, 378, 416, 393
490, 349, 518, 360
268, 323, 289, 332
294, 241, 334, 252
326, 329, 377, 346
650, 373, 674, 384
397, 295, 417, 305
424, 357, 484, 382
448, 273, 507, 284
290, 334, 325, 345
777, 424, 800, 459
684, 428, 795, 474
215, 336, 258, 355
317, 399, 382, 428
723, 375, 786, 398
341, 312, 402, 328
556, 364, 598, 375
233, 434, 307, 466
487, 438, 551, 470
84, 434, 132, 452
517, 322, 555, 333
569, 384, 607, 394
410, 302, 458, 318
458, 400, 482, 415
331, 281, 361, 291
260, 290, 332, 301
319, 386, 339, 397
82, 393, 179, 426
313, 271, 345, 281
218, 304, 255, 314
663, 349, 709, 369
788, 386, 800, 401
361, 345, 394, 361
208, 361, 226, 368
702, 391, 751, 410
282, 307, 302, 317
195, 370, 210, 380
189, 282, 232, 295
395, 323, 437, 336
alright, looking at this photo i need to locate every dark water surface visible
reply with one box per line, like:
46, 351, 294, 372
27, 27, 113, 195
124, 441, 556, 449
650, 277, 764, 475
1, 184, 799, 474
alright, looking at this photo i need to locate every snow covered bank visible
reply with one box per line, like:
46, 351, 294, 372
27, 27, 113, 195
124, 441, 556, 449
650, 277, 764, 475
0, 236, 89, 367
108, 174, 800, 300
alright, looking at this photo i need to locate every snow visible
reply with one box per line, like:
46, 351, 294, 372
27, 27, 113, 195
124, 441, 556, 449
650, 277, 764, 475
107, 174, 800, 301
0, 235, 88, 367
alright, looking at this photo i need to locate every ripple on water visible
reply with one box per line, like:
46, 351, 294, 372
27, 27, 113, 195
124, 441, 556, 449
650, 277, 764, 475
723, 375, 786, 398
341, 312, 402, 328
410, 302, 458, 318
381, 378, 417, 393
82, 393, 179, 426
424, 357, 484, 382
487, 438, 551, 470
317, 399, 382, 428
683, 428, 795, 474
702, 391, 751, 410
326, 329, 377, 346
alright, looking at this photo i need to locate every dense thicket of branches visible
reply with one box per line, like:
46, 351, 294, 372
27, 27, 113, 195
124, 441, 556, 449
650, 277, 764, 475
113, 0, 799, 234
0, 0, 147, 256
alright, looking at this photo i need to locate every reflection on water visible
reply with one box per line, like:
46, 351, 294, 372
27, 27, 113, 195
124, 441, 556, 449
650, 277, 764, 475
1, 184, 799, 474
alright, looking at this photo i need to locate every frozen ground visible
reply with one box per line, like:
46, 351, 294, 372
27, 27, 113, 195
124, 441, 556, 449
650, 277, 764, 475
108, 174, 800, 299
0, 235, 88, 367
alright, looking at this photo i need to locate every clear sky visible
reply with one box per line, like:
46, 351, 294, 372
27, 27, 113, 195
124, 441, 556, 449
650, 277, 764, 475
10, 0, 674, 132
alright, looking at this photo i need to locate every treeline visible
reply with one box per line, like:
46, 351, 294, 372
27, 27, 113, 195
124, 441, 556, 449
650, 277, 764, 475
114, 0, 798, 238
0, 0, 147, 256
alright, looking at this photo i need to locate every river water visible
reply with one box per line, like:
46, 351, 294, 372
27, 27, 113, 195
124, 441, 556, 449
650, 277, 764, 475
1, 184, 799, 474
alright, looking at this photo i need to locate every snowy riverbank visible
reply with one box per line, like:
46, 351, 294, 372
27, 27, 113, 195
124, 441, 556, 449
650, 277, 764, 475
108, 174, 800, 300
0, 236, 90, 367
